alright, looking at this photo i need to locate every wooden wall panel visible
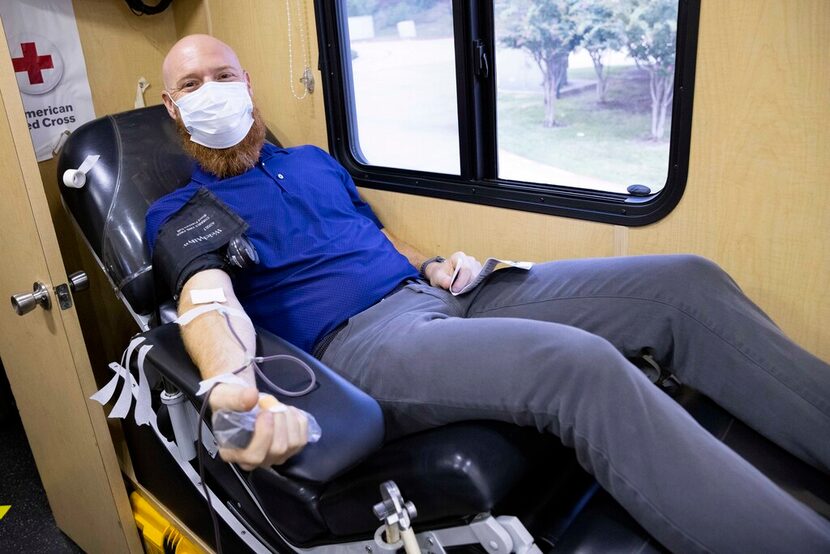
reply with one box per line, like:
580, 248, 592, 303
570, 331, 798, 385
627, 1, 830, 362
361, 189, 617, 261
72, 0, 177, 115
203, 0, 327, 147
173, 0, 211, 37
0, 19, 142, 552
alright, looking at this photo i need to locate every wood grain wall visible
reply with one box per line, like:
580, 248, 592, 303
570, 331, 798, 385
192, 0, 828, 362
628, 1, 830, 361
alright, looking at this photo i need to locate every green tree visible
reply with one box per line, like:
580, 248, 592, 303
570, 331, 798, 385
576, 0, 623, 103
498, 0, 582, 127
347, 0, 379, 16
620, 0, 678, 140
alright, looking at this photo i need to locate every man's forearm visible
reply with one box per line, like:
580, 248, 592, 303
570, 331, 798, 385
178, 269, 257, 385
382, 229, 432, 271
382, 229, 481, 291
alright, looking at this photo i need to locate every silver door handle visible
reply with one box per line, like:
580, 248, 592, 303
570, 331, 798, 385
11, 282, 52, 315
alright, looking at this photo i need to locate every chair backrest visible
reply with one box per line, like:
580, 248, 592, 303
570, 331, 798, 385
58, 105, 193, 321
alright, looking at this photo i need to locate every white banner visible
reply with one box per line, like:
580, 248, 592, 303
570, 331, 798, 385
0, 0, 95, 161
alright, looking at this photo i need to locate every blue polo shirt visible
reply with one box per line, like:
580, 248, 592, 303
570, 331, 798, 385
145, 143, 418, 352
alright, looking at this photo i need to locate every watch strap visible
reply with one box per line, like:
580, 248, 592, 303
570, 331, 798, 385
419, 256, 446, 279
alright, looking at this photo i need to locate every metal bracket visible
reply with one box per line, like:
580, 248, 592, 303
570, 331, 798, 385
55, 283, 73, 310
373, 481, 417, 531
417, 514, 541, 554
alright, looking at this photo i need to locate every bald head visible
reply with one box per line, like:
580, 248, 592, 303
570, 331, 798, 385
161, 34, 251, 119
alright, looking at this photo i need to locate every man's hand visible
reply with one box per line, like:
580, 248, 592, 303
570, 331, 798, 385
425, 251, 482, 292
208, 383, 309, 471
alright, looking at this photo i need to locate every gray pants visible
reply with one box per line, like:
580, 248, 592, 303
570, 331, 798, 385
320, 255, 830, 553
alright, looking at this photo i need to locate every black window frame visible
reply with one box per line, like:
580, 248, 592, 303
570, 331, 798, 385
314, 0, 700, 226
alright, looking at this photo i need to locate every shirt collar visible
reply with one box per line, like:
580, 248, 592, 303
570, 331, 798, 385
190, 142, 283, 185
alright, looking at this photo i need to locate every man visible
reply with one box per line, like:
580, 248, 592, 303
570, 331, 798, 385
146, 35, 830, 552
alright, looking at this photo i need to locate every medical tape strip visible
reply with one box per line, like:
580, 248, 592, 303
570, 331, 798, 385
89, 364, 122, 405
92, 355, 267, 552
134, 344, 155, 426
175, 303, 248, 326
196, 373, 250, 396
109, 336, 146, 418
93, 362, 271, 553
108, 364, 135, 419
91, 344, 219, 457
190, 287, 227, 305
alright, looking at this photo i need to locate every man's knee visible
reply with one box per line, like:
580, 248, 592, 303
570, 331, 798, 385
646, 254, 736, 298
544, 331, 640, 387
666, 254, 729, 284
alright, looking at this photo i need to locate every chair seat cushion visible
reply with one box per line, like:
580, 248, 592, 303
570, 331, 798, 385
316, 422, 564, 538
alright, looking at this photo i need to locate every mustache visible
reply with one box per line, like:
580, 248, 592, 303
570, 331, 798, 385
176, 105, 267, 179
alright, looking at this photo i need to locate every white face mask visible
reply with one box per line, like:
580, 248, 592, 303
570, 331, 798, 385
173, 81, 254, 149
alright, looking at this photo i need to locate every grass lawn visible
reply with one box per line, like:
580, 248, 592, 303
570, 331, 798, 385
497, 66, 673, 191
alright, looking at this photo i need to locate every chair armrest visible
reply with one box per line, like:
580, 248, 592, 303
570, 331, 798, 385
137, 323, 385, 482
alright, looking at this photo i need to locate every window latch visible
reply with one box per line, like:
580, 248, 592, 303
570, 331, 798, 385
472, 40, 489, 79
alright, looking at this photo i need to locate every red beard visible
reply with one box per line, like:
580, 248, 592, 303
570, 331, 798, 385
176, 105, 267, 179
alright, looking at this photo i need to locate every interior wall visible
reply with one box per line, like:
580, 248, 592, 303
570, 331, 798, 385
627, 0, 830, 362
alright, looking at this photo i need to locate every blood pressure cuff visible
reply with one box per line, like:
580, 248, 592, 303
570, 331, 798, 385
152, 187, 248, 297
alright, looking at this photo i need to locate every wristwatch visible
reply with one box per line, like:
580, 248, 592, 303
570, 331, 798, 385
419, 256, 446, 279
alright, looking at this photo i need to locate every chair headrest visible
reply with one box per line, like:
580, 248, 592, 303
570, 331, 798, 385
58, 105, 195, 318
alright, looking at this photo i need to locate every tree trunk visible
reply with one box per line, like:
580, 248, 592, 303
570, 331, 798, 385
554, 53, 569, 99
651, 72, 674, 141
589, 50, 608, 103
537, 53, 569, 128
543, 72, 557, 127
648, 69, 674, 140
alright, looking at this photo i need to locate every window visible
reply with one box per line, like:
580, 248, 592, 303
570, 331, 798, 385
317, 0, 700, 225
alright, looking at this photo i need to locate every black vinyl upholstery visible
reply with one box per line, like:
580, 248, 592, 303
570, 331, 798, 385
59, 105, 192, 317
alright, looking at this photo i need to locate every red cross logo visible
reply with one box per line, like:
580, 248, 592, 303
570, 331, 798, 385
12, 42, 54, 85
